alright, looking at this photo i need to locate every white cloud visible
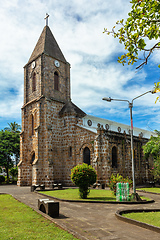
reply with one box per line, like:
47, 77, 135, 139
0, 0, 159, 130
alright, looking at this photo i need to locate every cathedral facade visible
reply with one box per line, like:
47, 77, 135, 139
17, 23, 153, 187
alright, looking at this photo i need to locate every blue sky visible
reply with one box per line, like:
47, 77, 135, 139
0, 0, 160, 132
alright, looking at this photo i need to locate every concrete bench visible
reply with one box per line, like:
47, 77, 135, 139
39, 184, 45, 190
38, 199, 59, 218
146, 181, 155, 187
52, 183, 62, 190
52, 183, 58, 189
92, 183, 101, 189
31, 184, 45, 192
58, 183, 62, 189
31, 184, 39, 192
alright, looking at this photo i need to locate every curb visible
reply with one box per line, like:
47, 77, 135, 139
137, 190, 160, 195
36, 191, 155, 204
115, 208, 160, 233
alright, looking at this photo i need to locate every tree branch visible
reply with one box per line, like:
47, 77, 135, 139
136, 42, 160, 69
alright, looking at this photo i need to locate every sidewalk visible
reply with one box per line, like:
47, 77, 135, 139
1, 185, 160, 240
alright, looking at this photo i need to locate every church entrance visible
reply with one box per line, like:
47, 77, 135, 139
83, 147, 90, 165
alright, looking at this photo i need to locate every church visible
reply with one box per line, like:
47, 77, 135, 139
17, 18, 154, 187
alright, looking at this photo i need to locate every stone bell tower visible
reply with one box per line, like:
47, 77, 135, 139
17, 15, 71, 186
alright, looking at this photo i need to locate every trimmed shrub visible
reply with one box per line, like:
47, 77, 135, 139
71, 163, 97, 199
0, 175, 5, 184
109, 173, 133, 196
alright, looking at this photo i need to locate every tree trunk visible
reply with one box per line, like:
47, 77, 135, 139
6, 167, 9, 183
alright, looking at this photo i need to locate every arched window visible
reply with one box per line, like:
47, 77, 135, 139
32, 72, 36, 92
31, 114, 34, 135
69, 146, 72, 157
54, 71, 59, 91
112, 146, 117, 168
31, 152, 35, 164
83, 147, 90, 165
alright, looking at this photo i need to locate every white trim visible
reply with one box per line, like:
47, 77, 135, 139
82, 114, 156, 139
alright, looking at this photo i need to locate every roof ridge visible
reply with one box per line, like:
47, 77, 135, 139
28, 26, 66, 64
59, 100, 86, 118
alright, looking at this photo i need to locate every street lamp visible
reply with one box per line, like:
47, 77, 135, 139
103, 89, 160, 199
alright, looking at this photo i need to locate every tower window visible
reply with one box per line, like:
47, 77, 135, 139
112, 146, 117, 168
54, 71, 59, 91
32, 72, 36, 92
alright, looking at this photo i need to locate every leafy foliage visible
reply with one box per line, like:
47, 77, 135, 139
104, 0, 160, 68
151, 157, 160, 182
10, 166, 18, 182
0, 175, 5, 184
109, 173, 133, 195
71, 163, 97, 199
104, 0, 160, 99
143, 134, 160, 159
143, 132, 160, 181
0, 130, 20, 182
4, 122, 21, 133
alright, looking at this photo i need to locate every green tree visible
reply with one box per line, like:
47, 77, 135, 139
150, 157, 160, 182
4, 122, 21, 133
71, 163, 97, 199
143, 132, 160, 181
4, 122, 21, 165
10, 166, 18, 183
0, 175, 5, 184
0, 130, 20, 182
143, 134, 160, 159
104, 0, 160, 95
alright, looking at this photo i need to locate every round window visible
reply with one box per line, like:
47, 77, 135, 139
87, 120, 92, 126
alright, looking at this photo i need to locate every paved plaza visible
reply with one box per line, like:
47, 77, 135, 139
1, 185, 160, 240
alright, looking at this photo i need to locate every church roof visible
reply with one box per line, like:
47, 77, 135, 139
59, 101, 86, 118
28, 25, 66, 64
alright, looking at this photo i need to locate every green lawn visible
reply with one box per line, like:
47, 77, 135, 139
0, 194, 78, 240
137, 187, 160, 193
123, 211, 160, 228
40, 188, 149, 201
40, 188, 116, 201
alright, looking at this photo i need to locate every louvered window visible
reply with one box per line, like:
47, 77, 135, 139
54, 72, 59, 91
32, 72, 36, 92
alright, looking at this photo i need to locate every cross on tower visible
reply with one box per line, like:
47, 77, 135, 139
44, 13, 49, 26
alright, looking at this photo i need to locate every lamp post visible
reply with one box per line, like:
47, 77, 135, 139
102, 89, 159, 197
